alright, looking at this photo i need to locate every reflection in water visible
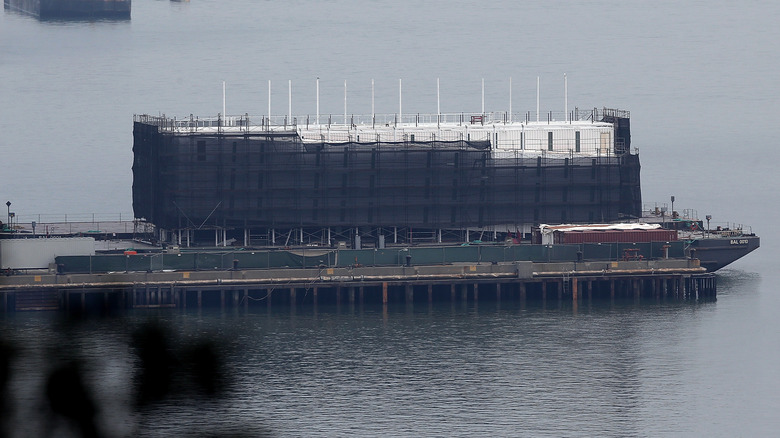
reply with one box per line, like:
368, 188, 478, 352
0, 293, 725, 437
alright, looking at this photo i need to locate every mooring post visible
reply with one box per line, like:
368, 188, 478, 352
473, 283, 479, 302
572, 278, 578, 301
558, 280, 563, 301
495, 282, 501, 301
313, 286, 319, 305
634, 280, 640, 300
382, 282, 388, 304
609, 279, 615, 300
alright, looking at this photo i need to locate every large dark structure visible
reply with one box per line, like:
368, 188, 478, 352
132, 109, 641, 246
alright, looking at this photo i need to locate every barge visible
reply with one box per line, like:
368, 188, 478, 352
131, 104, 757, 271
4, 0, 131, 19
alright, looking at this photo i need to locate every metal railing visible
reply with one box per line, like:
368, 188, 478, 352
135, 107, 629, 134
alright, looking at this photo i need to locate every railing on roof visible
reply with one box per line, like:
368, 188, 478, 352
134, 107, 630, 133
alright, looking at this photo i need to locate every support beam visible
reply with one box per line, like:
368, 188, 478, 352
572, 278, 578, 301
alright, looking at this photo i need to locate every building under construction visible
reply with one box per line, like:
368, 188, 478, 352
132, 108, 640, 247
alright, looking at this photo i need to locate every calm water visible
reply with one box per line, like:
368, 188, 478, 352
2, 0, 780, 436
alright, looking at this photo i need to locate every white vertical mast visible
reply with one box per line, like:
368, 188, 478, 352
222, 81, 226, 119
371, 78, 375, 122
437, 77, 440, 120
316, 77, 320, 125
481, 77, 485, 115
564, 73, 568, 122
288, 80, 292, 123
399, 78, 402, 124
267, 80, 271, 121
344, 80, 348, 126
509, 76, 512, 123
536, 76, 540, 122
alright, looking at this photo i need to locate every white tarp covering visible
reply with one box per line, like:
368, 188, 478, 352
0, 237, 95, 269
538, 223, 662, 245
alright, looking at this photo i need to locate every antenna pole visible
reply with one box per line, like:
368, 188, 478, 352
222, 81, 226, 119
344, 80, 348, 126
288, 80, 292, 123
481, 78, 485, 115
371, 78, 375, 122
509, 76, 512, 123
316, 77, 320, 125
268, 80, 271, 122
399, 78, 402, 124
564, 73, 568, 122
437, 77, 440, 123
536, 76, 540, 122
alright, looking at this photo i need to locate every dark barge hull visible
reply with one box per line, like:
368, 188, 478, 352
687, 235, 760, 272
4, 0, 131, 19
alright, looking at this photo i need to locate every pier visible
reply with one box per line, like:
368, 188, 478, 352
0, 259, 716, 314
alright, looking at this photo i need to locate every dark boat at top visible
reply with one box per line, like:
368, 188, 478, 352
4, 0, 131, 20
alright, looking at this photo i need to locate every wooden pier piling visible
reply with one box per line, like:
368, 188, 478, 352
1, 259, 718, 313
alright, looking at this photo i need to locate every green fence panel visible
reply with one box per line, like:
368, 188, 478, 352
125, 255, 153, 272
289, 250, 336, 268
333, 249, 374, 267
508, 245, 549, 262
93, 255, 130, 273
582, 243, 615, 261
54, 256, 91, 273
442, 246, 480, 263
479, 246, 508, 263
193, 253, 224, 270
267, 251, 299, 268
670, 241, 685, 258
371, 249, 404, 266
230, 252, 268, 269
162, 253, 198, 270
547, 245, 580, 262
409, 247, 445, 265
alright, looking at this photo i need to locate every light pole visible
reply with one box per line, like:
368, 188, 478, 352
706, 215, 712, 237
5, 201, 10, 229
670, 195, 675, 217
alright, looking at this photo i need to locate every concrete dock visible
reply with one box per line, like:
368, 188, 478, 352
0, 258, 716, 313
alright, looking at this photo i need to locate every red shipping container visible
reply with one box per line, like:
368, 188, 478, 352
556, 229, 677, 244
